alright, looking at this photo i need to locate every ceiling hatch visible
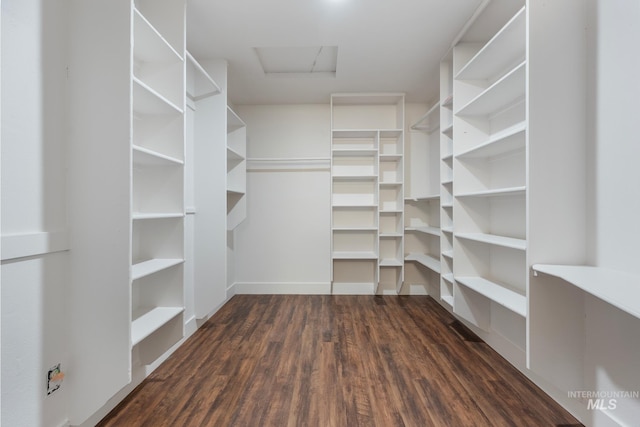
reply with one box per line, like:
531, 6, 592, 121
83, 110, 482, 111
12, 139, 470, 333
254, 46, 338, 78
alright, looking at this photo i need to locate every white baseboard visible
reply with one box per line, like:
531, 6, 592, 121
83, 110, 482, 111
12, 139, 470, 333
234, 282, 332, 294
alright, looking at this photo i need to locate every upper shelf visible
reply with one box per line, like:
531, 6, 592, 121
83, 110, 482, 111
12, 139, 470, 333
411, 102, 440, 133
133, 77, 183, 115
456, 61, 526, 117
532, 264, 640, 320
186, 51, 221, 101
227, 106, 246, 133
456, 7, 526, 82
456, 121, 526, 160
133, 9, 183, 64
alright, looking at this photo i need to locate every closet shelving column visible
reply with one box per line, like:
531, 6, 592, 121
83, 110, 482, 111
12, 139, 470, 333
185, 53, 227, 319
330, 94, 405, 294
439, 51, 455, 308
130, 0, 186, 363
227, 107, 247, 230
405, 102, 442, 291
452, 7, 527, 346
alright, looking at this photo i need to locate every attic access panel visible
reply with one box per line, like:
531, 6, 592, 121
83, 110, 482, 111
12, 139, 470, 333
254, 45, 338, 77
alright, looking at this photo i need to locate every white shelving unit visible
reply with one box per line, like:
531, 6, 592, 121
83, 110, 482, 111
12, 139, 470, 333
66, 0, 186, 422
331, 93, 405, 294
227, 107, 247, 230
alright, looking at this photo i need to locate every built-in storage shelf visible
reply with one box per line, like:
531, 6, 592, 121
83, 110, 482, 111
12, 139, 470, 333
405, 226, 441, 236
131, 306, 184, 346
332, 149, 378, 157
442, 153, 453, 162
455, 276, 526, 317
227, 107, 246, 133
380, 258, 404, 267
532, 265, 640, 320
132, 258, 184, 281
133, 9, 183, 63
132, 212, 184, 220
455, 186, 526, 198
333, 251, 378, 260
442, 250, 453, 259
227, 147, 245, 162
411, 102, 440, 133
333, 227, 378, 231
185, 52, 220, 100
442, 273, 454, 284
407, 194, 440, 202
442, 123, 453, 137
455, 7, 526, 82
441, 295, 454, 307
133, 77, 183, 115
456, 122, 526, 160
441, 94, 453, 107
456, 232, 526, 251
133, 145, 183, 166
456, 62, 526, 117
405, 253, 441, 273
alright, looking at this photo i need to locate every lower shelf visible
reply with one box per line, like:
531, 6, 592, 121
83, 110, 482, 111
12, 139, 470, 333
405, 253, 441, 273
455, 276, 526, 317
131, 306, 184, 346
332, 282, 375, 295
441, 295, 454, 307
132, 258, 184, 280
333, 251, 377, 260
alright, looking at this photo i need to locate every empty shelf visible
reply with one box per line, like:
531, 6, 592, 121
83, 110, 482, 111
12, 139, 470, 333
132, 258, 184, 280
333, 251, 378, 260
456, 232, 526, 251
405, 253, 441, 273
456, 276, 526, 317
532, 264, 640, 320
131, 306, 184, 346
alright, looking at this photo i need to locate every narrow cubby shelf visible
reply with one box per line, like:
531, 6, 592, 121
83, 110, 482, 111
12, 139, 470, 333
456, 232, 526, 251
442, 153, 453, 162
407, 194, 440, 202
455, 276, 526, 317
334, 175, 378, 181
133, 9, 182, 62
442, 123, 453, 137
441, 94, 453, 107
405, 253, 441, 273
532, 265, 640, 320
442, 250, 453, 259
441, 203, 453, 209
456, 121, 526, 160
333, 149, 378, 156
333, 227, 378, 231
455, 61, 526, 117
441, 227, 453, 234
411, 102, 440, 133
455, 186, 526, 198
132, 258, 184, 281
227, 147, 245, 161
131, 306, 184, 347
133, 145, 183, 166
380, 259, 404, 267
442, 273, 454, 284
455, 6, 526, 81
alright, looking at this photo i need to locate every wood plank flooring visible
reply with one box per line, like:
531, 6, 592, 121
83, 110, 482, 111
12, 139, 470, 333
98, 295, 582, 426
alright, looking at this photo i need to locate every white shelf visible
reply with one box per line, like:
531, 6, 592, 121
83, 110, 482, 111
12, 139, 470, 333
442, 153, 453, 162
227, 146, 245, 161
379, 181, 402, 186
131, 306, 184, 346
441, 94, 453, 107
411, 102, 440, 133
442, 123, 453, 137
455, 276, 526, 317
332, 148, 378, 157
405, 253, 441, 273
379, 153, 403, 160
227, 106, 246, 133
379, 232, 403, 238
456, 121, 526, 160
441, 295, 454, 307
441, 204, 453, 209
132, 212, 184, 220
133, 8, 182, 64
379, 129, 403, 138
333, 227, 378, 231
456, 61, 526, 117
442, 250, 453, 259
379, 209, 402, 213
333, 175, 378, 182
332, 129, 378, 139
405, 226, 441, 237
455, 7, 526, 81
186, 51, 221, 100
380, 258, 403, 267
133, 145, 183, 166
532, 265, 640, 320
455, 186, 526, 198
407, 194, 440, 201
332, 203, 378, 209
456, 232, 526, 251
133, 77, 183, 115
441, 227, 453, 234
333, 251, 378, 260
442, 273, 454, 284
132, 258, 184, 281
226, 188, 246, 196
442, 180, 453, 186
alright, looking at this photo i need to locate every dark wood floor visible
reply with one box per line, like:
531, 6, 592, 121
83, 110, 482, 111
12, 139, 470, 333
99, 295, 582, 426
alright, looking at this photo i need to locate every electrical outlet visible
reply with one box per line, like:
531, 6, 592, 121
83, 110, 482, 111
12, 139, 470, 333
47, 364, 64, 395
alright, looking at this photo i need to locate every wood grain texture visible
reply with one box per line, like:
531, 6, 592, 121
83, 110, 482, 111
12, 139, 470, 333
98, 295, 582, 426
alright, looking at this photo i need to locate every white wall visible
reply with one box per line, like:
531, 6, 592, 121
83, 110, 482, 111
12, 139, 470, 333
1, 0, 70, 426
233, 105, 331, 293
583, 0, 640, 425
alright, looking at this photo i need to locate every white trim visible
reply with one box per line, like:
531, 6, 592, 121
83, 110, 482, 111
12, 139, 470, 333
234, 282, 332, 294
1, 231, 70, 261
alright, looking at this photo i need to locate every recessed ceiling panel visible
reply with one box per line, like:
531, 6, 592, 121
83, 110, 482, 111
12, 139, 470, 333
254, 45, 338, 77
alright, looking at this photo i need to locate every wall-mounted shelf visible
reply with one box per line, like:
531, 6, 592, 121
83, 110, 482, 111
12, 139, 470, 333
456, 232, 526, 251
456, 276, 526, 317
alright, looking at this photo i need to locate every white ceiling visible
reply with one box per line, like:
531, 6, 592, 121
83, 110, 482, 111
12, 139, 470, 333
186, 0, 484, 105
